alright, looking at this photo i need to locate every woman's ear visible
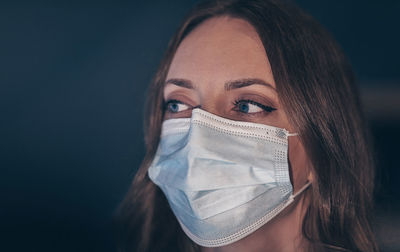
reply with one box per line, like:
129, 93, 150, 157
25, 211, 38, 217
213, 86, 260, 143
307, 170, 314, 183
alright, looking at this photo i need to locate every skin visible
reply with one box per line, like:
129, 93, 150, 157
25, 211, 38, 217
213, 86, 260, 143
163, 16, 313, 252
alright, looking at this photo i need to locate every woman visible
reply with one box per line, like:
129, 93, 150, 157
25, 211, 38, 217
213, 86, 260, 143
116, 0, 378, 251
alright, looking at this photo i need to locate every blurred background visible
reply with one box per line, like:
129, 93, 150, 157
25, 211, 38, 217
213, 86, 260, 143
1, 0, 399, 251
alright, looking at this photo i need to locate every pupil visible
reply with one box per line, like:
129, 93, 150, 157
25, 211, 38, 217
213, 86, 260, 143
171, 103, 178, 112
239, 102, 249, 113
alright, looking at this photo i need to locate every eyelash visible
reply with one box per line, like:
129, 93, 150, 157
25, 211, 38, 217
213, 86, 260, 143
164, 99, 182, 107
233, 99, 277, 113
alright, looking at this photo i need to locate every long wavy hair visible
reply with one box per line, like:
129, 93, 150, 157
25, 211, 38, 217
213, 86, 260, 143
115, 0, 378, 251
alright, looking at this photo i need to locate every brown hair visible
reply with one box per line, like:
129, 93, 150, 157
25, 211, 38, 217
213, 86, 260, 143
115, 0, 378, 251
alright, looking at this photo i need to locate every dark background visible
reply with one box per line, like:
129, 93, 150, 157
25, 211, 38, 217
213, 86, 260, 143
1, 1, 399, 251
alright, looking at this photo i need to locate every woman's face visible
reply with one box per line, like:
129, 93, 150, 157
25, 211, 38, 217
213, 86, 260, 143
163, 16, 311, 192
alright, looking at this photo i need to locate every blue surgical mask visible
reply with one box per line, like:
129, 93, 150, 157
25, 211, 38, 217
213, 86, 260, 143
148, 108, 310, 247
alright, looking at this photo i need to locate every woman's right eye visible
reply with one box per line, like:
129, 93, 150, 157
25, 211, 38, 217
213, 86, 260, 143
165, 100, 191, 113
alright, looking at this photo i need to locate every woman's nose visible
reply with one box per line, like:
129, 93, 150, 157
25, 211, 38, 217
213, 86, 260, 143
195, 95, 226, 119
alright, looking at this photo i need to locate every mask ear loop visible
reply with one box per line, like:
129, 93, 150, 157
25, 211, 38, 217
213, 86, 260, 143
291, 181, 312, 199
284, 131, 310, 199
284, 131, 312, 198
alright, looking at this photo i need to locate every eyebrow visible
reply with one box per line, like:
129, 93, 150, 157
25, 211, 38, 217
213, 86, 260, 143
165, 78, 194, 89
164, 78, 275, 91
224, 78, 275, 91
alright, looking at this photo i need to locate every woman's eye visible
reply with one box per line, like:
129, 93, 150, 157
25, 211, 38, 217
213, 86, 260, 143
234, 100, 276, 114
237, 101, 262, 113
165, 100, 190, 113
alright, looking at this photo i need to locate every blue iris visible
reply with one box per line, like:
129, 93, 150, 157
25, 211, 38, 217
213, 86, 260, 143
238, 102, 249, 113
168, 102, 180, 113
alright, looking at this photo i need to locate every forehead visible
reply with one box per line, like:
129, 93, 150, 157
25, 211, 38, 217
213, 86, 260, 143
166, 16, 276, 88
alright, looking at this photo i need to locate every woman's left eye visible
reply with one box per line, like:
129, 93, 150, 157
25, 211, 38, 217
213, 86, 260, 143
165, 100, 190, 113
233, 100, 276, 114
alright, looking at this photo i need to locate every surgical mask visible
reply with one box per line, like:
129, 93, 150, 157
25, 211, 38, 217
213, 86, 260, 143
148, 108, 311, 247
